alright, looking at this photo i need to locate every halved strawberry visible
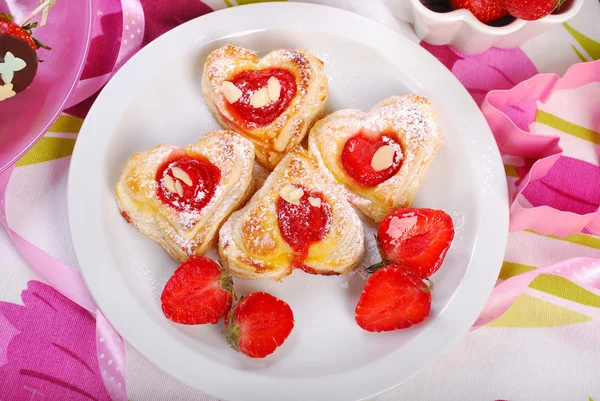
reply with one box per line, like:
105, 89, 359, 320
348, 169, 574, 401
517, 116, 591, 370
160, 257, 234, 325
355, 265, 431, 332
377, 208, 454, 279
223, 292, 294, 359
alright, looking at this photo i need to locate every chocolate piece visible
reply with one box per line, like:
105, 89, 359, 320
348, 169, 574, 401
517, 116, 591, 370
0, 34, 38, 94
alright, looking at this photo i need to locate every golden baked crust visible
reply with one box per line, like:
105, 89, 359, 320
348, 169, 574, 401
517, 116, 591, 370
116, 131, 255, 261
202, 45, 328, 170
219, 146, 364, 281
308, 95, 442, 222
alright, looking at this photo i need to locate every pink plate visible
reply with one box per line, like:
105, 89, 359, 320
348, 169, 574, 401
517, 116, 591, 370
0, 0, 92, 173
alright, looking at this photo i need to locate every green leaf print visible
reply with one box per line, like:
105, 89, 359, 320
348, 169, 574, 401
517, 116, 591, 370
564, 23, 600, 61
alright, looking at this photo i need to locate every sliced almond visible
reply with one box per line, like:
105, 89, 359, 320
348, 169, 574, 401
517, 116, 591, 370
172, 167, 192, 186
288, 188, 304, 203
222, 81, 242, 103
175, 180, 184, 197
249, 87, 271, 108
279, 184, 296, 199
308, 197, 321, 208
267, 76, 281, 102
371, 145, 396, 172
163, 175, 176, 193
279, 184, 303, 206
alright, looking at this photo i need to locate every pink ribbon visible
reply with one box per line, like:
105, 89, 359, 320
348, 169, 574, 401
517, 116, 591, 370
66, 0, 145, 109
481, 59, 600, 237
0, 166, 128, 400
0, 0, 144, 398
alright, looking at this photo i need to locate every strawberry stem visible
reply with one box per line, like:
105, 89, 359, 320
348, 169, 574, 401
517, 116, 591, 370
424, 278, 434, 293
366, 261, 386, 274
222, 314, 241, 352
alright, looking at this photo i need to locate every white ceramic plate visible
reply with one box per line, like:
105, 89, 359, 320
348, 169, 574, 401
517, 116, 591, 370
68, 3, 508, 401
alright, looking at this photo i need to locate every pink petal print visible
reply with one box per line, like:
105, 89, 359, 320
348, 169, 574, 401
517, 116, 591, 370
0, 281, 111, 401
422, 43, 538, 106
517, 156, 600, 214
501, 99, 538, 132
81, 0, 123, 80
139, 0, 213, 45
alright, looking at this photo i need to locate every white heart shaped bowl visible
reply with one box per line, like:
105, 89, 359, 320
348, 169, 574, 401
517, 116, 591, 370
388, 0, 584, 54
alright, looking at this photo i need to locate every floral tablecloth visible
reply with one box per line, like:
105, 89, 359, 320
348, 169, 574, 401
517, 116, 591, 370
1, 0, 600, 400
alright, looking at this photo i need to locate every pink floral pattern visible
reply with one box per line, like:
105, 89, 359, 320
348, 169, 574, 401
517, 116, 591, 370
0, 281, 110, 401
421, 42, 538, 106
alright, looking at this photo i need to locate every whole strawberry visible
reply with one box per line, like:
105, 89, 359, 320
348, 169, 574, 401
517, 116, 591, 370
0, 13, 50, 51
355, 265, 431, 332
501, 0, 564, 20
161, 257, 234, 325
449, 0, 508, 24
224, 292, 294, 358
377, 208, 455, 279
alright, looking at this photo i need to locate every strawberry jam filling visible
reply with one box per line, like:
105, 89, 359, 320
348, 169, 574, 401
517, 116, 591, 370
340, 132, 403, 187
276, 187, 331, 266
225, 68, 297, 127
156, 155, 221, 213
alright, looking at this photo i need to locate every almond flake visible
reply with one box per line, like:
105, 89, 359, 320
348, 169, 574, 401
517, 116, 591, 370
279, 184, 303, 206
308, 197, 321, 207
250, 87, 271, 108
371, 145, 396, 172
163, 175, 176, 193
222, 81, 242, 103
289, 188, 304, 203
172, 167, 192, 186
175, 180, 184, 197
267, 76, 281, 101
279, 184, 295, 197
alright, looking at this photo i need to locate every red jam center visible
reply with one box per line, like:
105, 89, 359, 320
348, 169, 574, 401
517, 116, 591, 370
276, 187, 331, 265
340, 132, 403, 187
155, 155, 221, 213
225, 68, 297, 127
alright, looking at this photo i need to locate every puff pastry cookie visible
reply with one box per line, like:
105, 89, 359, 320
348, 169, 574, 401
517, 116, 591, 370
308, 95, 442, 222
219, 146, 364, 281
202, 44, 328, 170
116, 131, 255, 261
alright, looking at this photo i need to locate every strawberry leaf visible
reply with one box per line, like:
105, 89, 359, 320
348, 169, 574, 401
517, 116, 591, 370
0, 13, 13, 22
366, 261, 386, 275
33, 38, 51, 50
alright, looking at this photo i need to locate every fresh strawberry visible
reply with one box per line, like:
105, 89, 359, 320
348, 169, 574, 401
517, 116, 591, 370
160, 257, 234, 325
0, 13, 50, 51
377, 208, 454, 279
355, 265, 431, 332
223, 292, 294, 359
500, 0, 564, 20
449, 0, 508, 23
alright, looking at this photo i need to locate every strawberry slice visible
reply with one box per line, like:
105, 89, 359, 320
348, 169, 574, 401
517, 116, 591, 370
161, 257, 234, 325
223, 292, 294, 359
377, 208, 454, 279
355, 265, 431, 332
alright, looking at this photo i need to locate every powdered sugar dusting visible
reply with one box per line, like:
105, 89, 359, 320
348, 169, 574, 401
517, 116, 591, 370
308, 94, 442, 221
117, 131, 255, 260
219, 147, 364, 280
202, 44, 328, 168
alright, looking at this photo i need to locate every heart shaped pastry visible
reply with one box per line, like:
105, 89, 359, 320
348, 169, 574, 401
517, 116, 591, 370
202, 45, 328, 170
116, 131, 255, 261
308, 95, 442, 222
219, 146, 364, 281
